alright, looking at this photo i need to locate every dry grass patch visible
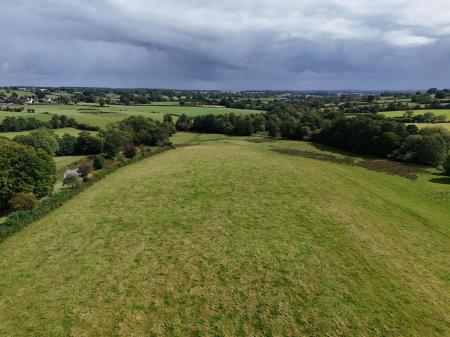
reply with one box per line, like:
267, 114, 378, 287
357, 159, 427, 180
272, 147, 354, 165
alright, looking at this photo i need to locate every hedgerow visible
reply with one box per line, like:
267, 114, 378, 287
0, 146, 173, 243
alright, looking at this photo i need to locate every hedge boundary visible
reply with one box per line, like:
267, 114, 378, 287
0, 145, 174, 243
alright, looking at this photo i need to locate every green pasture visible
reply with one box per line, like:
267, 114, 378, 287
0, 135, 448, 336
0, 104, 260, 129
381, 109, 450, 120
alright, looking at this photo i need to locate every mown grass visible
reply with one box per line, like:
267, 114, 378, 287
0, 136, 448, 336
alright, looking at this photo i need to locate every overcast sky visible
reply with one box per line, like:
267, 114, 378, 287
1, 0, 450, 90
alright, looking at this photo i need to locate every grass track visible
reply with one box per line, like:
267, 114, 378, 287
0, 137, 448, 336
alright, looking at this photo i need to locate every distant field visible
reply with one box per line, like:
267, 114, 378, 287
150, 101, 180, 106
381, 109, 450, 120
0, 104, 260, 129
0, 127, 83, 139
54, 155, 86, 170
415, 123, 450, 131
171, 131, 231, 145
0, 135, 448, 336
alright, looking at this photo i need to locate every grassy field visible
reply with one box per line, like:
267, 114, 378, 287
0, 135, 449, 336
54, 156, 86, 170
0, 104, 260, 130
0, 127, 83, 139
414, 122, 450, 131
381, 109, 450, 120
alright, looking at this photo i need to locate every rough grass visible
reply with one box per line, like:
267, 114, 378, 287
414, 122, 450, 131
0, 137, 449, 336
54, 156, 87, 170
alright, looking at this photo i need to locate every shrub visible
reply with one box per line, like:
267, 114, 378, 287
58, 133, 77, 156
123, 143, 137, 158
63, 173, 82, 188
75, 131, 104, 155
14, 128, 60, 155
175, 114, 193, 131
9, 192, 37, 212
99, 127, 131, 158
444, 155, 450, 176
117, 116, 172, 146
0, 138, 56, 212
78, 162, 93, 178
93, 155, 105, 170
406, 124, 420, 135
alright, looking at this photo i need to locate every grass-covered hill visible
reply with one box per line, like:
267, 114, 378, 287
0, 135, 449, 336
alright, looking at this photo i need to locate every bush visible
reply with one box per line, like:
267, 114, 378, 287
75, 131, 104, 155
123, 143, 137, 158
63, 173, 82, 188
78, 162, 93, 177
9, 192, 37, 212
93, 155, 105, 170
14, 128, 60, 155
0, 138, 56, 212
444, 155, 450, 175
99, 127, 131, 158
406, 124, 420, 135
175, 114, 193, 131
58, 133, 77, 156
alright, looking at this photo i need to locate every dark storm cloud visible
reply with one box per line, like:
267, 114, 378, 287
1, 0, 450, 89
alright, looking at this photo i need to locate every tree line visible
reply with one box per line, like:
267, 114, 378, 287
175, 113, 266, 136
174, 110, 450, 168
0, 114, 99, 132
0, 116, 174, 213
268, 110, 450, 167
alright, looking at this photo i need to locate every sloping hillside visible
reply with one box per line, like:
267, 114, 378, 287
0, 137, 449, 336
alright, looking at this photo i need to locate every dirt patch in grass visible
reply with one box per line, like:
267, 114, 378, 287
246, 138, 275, 143
273, 147, 427, 180
272, 148, 354, 165
357, 159, 426, 180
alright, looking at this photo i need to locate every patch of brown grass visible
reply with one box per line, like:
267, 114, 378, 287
272, 148, 354, 165
357, 159, 426, 180
246, 138, 275, 143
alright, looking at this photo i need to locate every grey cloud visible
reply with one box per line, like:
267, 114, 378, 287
0, 0, 450, 89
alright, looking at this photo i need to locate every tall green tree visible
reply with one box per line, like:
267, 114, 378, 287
0, 138, 56, 211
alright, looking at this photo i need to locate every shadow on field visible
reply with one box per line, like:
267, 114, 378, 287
429, 174, 450, 185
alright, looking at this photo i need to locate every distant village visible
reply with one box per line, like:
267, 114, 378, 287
0, 87, 75, 106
